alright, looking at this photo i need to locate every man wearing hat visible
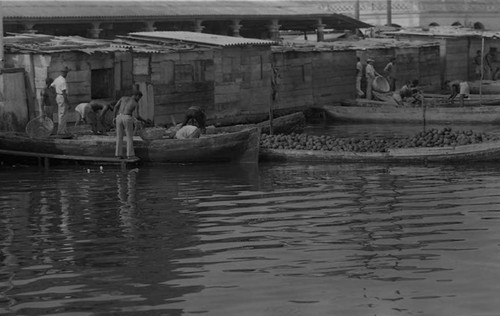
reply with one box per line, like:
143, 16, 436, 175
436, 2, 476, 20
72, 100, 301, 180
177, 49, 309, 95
365, 58, 380, 100
51, 66, 70, 134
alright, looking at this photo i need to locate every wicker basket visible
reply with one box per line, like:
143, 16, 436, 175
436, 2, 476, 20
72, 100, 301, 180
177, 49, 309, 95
25, 116, 54, 138
372, 76, 390, 93
139, 127, 166, 140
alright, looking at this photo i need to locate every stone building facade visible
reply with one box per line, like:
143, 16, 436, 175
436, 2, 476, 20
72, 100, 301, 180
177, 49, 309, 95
322, 0, 500, 30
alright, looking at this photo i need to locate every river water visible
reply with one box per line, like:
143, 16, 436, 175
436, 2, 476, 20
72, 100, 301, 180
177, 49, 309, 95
1, 123, 500, 316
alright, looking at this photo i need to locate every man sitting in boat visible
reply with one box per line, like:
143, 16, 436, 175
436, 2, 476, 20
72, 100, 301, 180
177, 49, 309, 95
396, 80, 421, 105
175, 106, 207, 139
75, 100, 114, 134
446, 80, 470, 106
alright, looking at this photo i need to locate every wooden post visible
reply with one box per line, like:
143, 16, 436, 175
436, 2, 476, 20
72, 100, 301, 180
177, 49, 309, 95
386, 0, 392, 26
354, 0, 360, 20
421, 91, 426, 132
0, 1, 4, 70
480, 36, 484, 106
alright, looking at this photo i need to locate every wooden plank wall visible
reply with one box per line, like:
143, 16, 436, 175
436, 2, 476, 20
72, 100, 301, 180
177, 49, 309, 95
45, 52, 117, 122
273, 50, 314, 110
394, 47, 419, 89
358, 46, 441, 93
212, 46, 272, 124
5, 53, 43, 117
470, 37, 500, 81
417, 45, 441, 91
149, 50, 215, 125
274, 49, 357, 109
444, 38, 469, 83
313, 50, 356, 105
0, 70, 29, 132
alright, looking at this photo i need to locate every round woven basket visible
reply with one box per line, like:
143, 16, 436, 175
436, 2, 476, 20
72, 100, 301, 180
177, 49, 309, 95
139, 127, 166, 140
372, 76, 391, 93
25, 116, 54, 138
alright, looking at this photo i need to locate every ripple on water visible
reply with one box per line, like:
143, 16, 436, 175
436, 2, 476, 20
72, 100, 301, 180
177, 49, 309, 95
0, 164, 500, 315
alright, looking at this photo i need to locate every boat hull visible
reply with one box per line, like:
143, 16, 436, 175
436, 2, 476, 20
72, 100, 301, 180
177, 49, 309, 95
469, 80, 500, 95
323, 104, 500, 124
260, 140, 500, 163
0, 128, 261, 164
206, 112, 306, 135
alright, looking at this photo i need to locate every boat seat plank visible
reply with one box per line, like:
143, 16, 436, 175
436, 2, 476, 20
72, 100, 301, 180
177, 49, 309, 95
0, 149, 140, 163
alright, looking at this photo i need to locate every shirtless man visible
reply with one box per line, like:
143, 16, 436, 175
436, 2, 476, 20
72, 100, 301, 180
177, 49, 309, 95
114, 91, 143, 159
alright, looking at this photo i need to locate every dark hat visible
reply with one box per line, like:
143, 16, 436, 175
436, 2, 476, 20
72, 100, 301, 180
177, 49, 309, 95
61, 66, 71, 73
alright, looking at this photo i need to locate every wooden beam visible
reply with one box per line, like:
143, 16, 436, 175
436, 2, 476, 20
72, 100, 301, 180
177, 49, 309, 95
0, 148, 140, 165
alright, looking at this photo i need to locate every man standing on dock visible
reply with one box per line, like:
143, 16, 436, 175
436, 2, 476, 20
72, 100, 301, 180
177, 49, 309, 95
356, 57, 364, 98
384, 57, 396, 91
365, 58, 379, 100
114, 91, 143, 159
51, 66, 70, 135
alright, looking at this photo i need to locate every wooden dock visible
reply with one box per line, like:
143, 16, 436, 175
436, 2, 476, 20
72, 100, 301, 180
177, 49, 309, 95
0, 149, 140, 168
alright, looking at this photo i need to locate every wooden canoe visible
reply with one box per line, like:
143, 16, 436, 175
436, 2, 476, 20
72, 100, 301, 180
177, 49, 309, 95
323, 102, 500, 124
0, 127, 261, 164
469, 80, 500, 95
206, 112, 306, 135
259, 140, 500, 163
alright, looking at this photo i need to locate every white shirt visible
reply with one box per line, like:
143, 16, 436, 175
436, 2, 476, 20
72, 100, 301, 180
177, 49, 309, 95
365, 64, 376, 79
51, 75, 68, 94
175, 125, 200, 139
459, 81, 470, 95
75, 103, 90, 118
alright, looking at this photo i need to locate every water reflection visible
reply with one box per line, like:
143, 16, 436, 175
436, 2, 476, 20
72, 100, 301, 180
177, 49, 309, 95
0, 163, 500, 315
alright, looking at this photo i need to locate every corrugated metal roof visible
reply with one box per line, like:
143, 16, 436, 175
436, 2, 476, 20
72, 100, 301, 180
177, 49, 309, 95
3, 1, 356, 19
129, 31, 277, 47
389, 26, 500, 39
3, 34, 206, 54
273, 37, 440, 53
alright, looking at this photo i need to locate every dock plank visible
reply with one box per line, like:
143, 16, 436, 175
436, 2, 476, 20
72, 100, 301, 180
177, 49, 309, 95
0, 149, 140, 164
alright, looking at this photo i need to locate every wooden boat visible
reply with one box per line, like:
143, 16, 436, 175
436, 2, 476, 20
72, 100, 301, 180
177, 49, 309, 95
469, 80, 500, 95
0, 127, 261, 164
207, 112, 306, 135
259, 140, 500, 163
424, 93, 500, 104
323, 100, 500, 124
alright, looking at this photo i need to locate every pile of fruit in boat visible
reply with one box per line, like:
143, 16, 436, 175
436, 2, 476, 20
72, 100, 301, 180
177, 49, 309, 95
260, 127, 500, 153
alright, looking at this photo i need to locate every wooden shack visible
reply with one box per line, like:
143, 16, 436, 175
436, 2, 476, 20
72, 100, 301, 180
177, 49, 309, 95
391, 27, 500, 83
126, 32, 275, 125
4, 35, 135, 124
3, 32, 275, 127
272, 47, 356, 110
330, 38, 442, 93
274, 38, 442, 108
